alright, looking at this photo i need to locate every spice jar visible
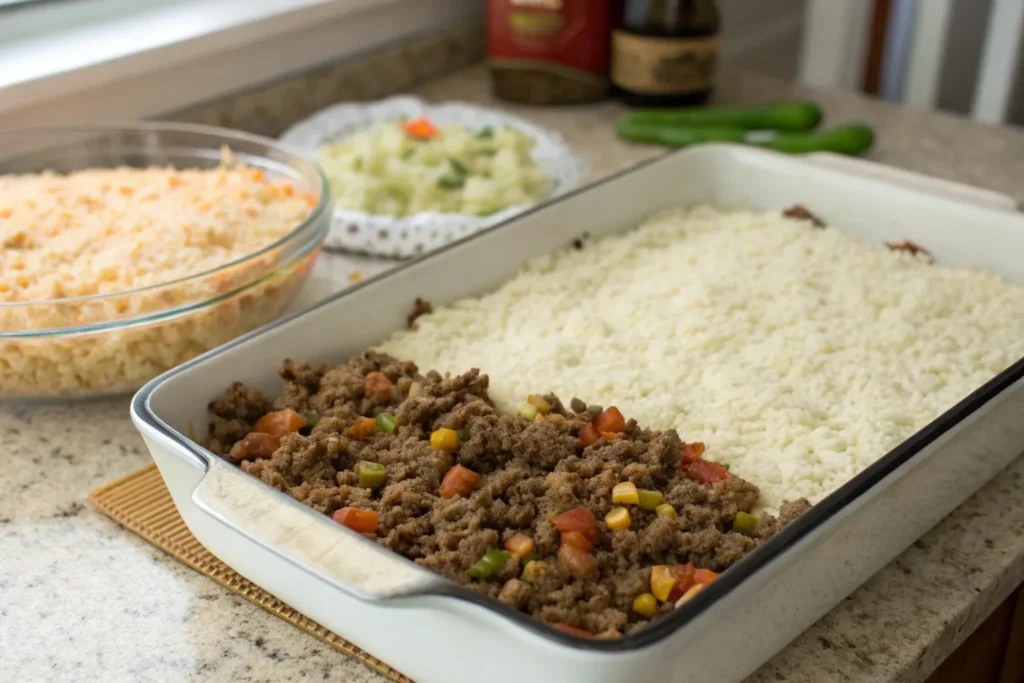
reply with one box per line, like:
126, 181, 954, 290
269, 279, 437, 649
487, 0, 613, 105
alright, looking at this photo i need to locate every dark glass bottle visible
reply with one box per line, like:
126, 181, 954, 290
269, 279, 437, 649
611, 0, 720, 107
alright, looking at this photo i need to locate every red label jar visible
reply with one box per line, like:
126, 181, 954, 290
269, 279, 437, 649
487, 0, 613, 105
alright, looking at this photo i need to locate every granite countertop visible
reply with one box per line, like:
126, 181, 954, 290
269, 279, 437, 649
5, 64, 1024, 683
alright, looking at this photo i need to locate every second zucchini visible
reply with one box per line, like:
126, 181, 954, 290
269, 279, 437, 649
615, 120, 875, 156
619, 101, 824, 133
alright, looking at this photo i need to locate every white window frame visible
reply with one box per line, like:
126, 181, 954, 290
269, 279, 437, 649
797, 0, 873, 92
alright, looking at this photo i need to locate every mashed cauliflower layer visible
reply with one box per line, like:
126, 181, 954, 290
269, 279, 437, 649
379, 207, 1024, 511
317, 123, 550, 218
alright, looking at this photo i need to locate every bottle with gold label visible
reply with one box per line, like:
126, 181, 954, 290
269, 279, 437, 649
611, 0, 720, 107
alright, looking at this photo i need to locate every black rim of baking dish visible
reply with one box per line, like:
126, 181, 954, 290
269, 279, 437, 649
132, 144, 1024, 652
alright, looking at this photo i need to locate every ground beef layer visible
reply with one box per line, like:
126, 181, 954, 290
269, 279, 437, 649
206, 351, 809, 635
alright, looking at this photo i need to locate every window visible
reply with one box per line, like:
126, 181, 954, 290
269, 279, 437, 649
0, 0, 478, 125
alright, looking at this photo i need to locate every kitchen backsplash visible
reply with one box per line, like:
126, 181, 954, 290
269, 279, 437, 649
173, 22, 484, 137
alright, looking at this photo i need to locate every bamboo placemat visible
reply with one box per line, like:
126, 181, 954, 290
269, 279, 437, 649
88, 464, 413, 683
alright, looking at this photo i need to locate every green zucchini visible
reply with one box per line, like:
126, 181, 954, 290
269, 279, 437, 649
615, 119, 746, 147
616, 119, 875, 156
756, 123, 874, 156
619, 101, 824, 132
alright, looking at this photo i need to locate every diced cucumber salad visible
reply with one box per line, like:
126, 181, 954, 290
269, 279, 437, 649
316, 117, 551, 217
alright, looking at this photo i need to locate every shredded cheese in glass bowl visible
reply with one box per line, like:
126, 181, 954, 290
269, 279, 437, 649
0, 124, 332, 399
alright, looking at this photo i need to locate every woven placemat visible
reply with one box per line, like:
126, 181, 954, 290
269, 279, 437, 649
88, 464, 413, 683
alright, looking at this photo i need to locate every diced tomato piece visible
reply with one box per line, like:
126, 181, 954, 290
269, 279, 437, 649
364, 371, 393, 401
693, 568, 719, 585
400, 116, 439, 140
594, 406, 626, 434
676, 583, 706, 606
551, 623, 592, 638
579, 424, 600, 448
228, 432, 280, 461
686, 459, 731, 484
253, 408, 307, 437
439, 464, 481, 499
551, 507, 598, 542
667, 564, 696, 602
680, 441, 706, 466
332, 507, 379, 534
560, 530, 593, 553
599, 431, 619, 441
346, 416, 377, 441
557, 545, 598, 579
505, 533, 534, 558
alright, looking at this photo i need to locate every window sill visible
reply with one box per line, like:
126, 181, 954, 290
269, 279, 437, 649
0, 0, 481, 126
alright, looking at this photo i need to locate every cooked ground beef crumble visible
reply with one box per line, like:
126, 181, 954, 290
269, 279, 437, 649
206, 350, 810, 636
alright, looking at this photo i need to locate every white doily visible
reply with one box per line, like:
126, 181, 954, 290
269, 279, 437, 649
279, 96, 586, 258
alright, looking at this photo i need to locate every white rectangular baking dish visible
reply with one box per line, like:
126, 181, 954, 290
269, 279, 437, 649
131, 145, 1024, 683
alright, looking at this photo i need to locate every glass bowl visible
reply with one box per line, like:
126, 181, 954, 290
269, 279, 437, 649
0, 122, 332, 400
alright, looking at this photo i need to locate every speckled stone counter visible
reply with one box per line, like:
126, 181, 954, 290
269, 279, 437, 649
5, 55, 1024, 683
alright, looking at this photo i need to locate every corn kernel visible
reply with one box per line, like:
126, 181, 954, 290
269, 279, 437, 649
611, 481, 639, 505
733, 511, 758, 533
632, 592, 658, 619
650, 565, 676, 602
655, 503, 677, 519
605, 507, 631, 531
675, 583, 705, 607
521, 561, 538, 582
527, 394, 552, 414
517, 403, 539, 421
637, 489, 663, 510
430, 428, 460, 452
